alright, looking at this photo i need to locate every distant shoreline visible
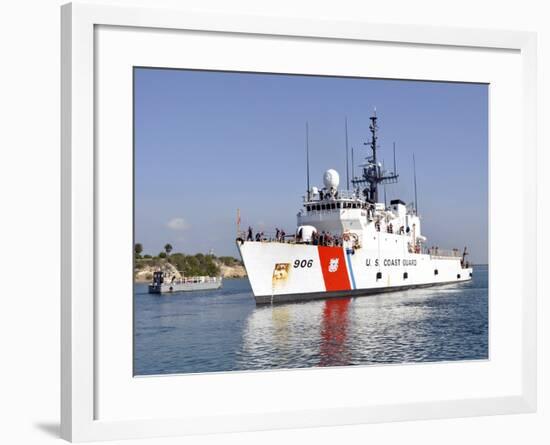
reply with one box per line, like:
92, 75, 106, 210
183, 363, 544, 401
134, 252, 246, 282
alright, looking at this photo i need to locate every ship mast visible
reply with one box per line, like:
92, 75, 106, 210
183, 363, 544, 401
352, 111, 398, 203
306, 122, 310, 200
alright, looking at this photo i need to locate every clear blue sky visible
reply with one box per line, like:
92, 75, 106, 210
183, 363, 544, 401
134, 68, 488, 263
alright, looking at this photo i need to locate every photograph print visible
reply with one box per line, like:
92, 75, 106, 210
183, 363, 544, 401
133, 68, 488, 376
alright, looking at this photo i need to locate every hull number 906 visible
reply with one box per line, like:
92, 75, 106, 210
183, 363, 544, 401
294, 259, 313, 268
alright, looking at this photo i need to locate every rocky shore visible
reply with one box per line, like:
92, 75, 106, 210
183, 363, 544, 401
218, 262, 247, 279
134, 256, 246, 282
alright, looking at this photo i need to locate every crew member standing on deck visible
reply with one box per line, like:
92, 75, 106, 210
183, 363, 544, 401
247, 226, 253, 241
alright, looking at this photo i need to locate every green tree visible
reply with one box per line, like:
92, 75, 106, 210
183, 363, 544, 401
158, 252, 167, 259
164, 243, 173, 255
134, 243, 143, 258
165, 252, 220, 277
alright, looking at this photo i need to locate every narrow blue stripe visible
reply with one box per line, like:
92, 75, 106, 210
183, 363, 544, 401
345, 250, 357, 290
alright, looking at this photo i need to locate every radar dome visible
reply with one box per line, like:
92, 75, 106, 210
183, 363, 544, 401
323, 169, 340, 190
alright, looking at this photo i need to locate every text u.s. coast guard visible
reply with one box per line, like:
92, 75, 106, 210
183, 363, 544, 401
366, 258, 418, 267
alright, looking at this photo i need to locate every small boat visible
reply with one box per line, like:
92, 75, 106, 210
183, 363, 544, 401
148, 271, 223, 294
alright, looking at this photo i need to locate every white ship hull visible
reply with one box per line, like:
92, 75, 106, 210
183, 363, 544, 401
238, 241, 472, 304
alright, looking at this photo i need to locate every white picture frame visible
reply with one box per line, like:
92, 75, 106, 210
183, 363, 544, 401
61, 2, 537, 442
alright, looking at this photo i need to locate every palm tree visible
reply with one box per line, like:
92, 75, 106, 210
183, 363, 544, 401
164, 243, 173, 256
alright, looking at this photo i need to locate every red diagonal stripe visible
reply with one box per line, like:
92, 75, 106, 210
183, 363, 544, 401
317, 246, 351, 292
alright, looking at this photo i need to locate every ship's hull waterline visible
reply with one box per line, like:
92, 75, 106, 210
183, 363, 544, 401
237, 240, 472, 305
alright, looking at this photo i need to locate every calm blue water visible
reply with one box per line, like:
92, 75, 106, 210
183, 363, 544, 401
134, 265, 488, 375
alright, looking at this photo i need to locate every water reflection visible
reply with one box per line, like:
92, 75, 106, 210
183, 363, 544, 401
238, 282, 487, 371
319, 298, 351, 366
271, 305, 291, 363
135, 267, 489, 375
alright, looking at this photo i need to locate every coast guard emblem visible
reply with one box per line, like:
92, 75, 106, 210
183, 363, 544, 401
328, 258, 339, 273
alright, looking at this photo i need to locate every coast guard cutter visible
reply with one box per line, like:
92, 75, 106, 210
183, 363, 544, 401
237, 113, 472, 304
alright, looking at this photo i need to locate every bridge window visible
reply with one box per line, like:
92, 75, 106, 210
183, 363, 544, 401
331, 203, 336, 210
306, 205, 311, 211
316, 204, 320, 211
321, 204, 326, 210
337, 202, 341, 209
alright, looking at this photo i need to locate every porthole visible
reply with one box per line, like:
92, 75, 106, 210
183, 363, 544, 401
434, 269, 439, 275
403, 272, 408, 279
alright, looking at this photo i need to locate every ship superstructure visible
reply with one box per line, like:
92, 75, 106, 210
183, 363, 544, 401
237, 113, 472, 304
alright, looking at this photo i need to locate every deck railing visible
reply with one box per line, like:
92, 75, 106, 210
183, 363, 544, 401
237, 230, 295, 243
237, 232, 463, 260
427, 248, 462, 259
303, 189, 362, 202
236, 230, 345, 247
174, 276, 221, 284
